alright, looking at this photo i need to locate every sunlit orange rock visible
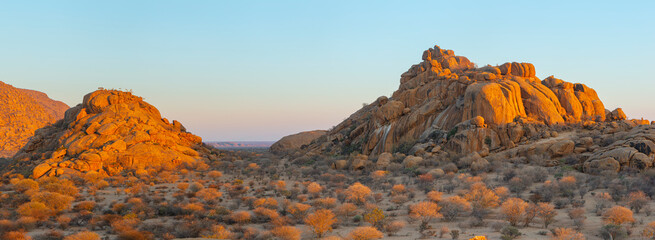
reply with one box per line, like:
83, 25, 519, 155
11, 89, 203, 178
0, 81, 68, 157
289, 44, 614, 156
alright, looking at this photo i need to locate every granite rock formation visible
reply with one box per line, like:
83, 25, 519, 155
11, 90, 203, 178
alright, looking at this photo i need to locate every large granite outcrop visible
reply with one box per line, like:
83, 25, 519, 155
11, 90, 203, 178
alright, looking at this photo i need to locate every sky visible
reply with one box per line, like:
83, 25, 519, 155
0, 1, 653, 141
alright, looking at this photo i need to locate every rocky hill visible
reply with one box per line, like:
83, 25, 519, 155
9, 90, 209, 178
278, 44, 655, 174
270, 130, 326, 154
0, 81, 68, 157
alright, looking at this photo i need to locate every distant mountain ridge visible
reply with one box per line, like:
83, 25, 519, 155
206, 141, 274, 149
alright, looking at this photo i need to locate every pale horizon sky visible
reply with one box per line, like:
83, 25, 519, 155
1, 1, 653, 141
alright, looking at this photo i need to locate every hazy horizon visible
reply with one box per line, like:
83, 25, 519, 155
2, 1, 653, 141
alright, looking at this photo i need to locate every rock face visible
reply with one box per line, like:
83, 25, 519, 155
0, 81, 68, 157
270, 130, 327, 154
298, 44, 612, 156
11, 90, 203, 178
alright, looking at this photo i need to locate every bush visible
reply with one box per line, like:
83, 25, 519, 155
603, 206, 634, 225
500, 226, 521, 240
304, 209, 337, 238
348, 227, 383, 240
271, 226, 301, 240
63, 231, 100, 240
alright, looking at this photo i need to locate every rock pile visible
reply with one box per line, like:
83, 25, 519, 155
11, 90, 203, 178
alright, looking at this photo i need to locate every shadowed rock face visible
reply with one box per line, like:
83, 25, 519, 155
11, 90, 203, 178
293, 44, 611, 157
0, 81, 69, 157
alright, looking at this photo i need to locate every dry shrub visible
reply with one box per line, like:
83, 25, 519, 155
603, 206, 634, 225
426, 191, 443, 202
13, 179, 39, 193
537, 203, 557, 228
391, 184, 406, 196
464, 183, 499, 209
30, 192, 74, 213
335, 203, 357, 218
196, 188, 222, 203
384, 220, 405, 236
230, 211, 251, 225
201, 225, 233, 239
307, 182, 323, 194
63, 231, 101, 240
17, 202, 52, 220
3, 231, 32, 240
500, 198, 528, 226
253, 207, 279, 222
440, 196, 471, 221
643, 221, 655, 238
551, 228, 584, 240
313, 197, 337, 209
207, 170, 223, 178
345, 182, 372, 205
253, 198, 278, 209
74, 201, 96, 212
410, 201, 442, 231
177, 183, 189, 192
271, 226, 301, 240
57, 215, 72, 229
628, 191, 648, 213
38, 177, 79, 197
348, 226, 383, 240
305, 209, 337, 238
287, 202, 311, 221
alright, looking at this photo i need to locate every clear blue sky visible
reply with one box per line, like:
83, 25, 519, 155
1, 1, 653, 141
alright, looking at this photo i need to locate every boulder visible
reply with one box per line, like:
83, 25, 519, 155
584, 157, 620, 173
548, 140, 575, 157
376, 152, 393, 169
402, 156, 423, 168
606, 108, 627, 121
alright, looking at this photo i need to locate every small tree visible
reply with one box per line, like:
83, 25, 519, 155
465, 183, 499, 221
305, 209, 337, 238
628, 191, 648, 213
603, 206, 634, 225
501, 198, 528, 226
440, 196, 471, 221
346, 182, 372, 205
537, 203, 557, 228
410, 201, 442, 233
307, 182, 323, 197
364, 208, 385, 230
522, 203, 538, 227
